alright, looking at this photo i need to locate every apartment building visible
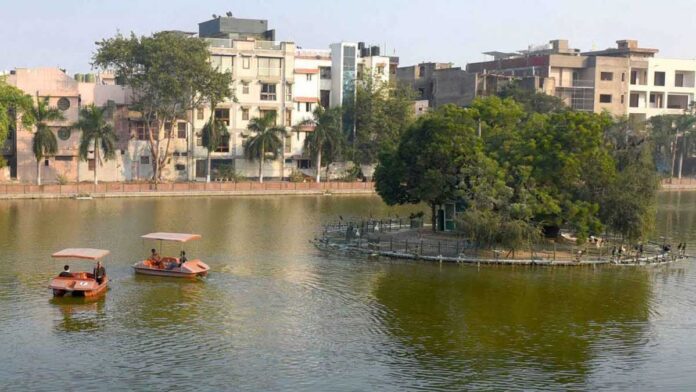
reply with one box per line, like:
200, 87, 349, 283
626, 58, 696, 122
195, 15, 395, 180
3, 68, 139, 183
397, 62, 514, 110
194, 15, 296, 180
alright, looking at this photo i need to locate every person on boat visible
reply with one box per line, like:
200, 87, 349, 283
179, 250, 188, 267
59, 265, 73, 278
93, 261, 106, 284
149, 248, 163, 268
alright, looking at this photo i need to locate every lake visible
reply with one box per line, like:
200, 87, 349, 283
0, 192, 695, 391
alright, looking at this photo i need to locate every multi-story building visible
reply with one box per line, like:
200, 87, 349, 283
194, 15, 296, 180
397, 62, 514, 110
4, 68, 138, 183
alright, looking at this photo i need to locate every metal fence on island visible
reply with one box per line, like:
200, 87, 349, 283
314, 218, 689, 267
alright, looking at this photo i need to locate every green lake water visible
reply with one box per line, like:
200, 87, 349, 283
1, 192, 695, 391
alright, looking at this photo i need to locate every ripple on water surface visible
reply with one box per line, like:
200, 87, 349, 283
1, 194, 696, 390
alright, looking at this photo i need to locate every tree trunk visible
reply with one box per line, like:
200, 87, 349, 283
206, 151, 211, 183
431, 203, 436, 233
679, 148, 684, 179
671, 137, 678, 179
36, 160, 41, 186
316, 149, 322, 183
259, 141, 264, 183
281, 137, 286, 181
94, 139, 99, 185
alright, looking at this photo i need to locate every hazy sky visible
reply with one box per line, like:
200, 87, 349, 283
2, 0, 696, 73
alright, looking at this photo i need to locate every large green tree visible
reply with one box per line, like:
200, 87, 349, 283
0, 79, 34, 167
376, 96, 658, 244
294, 106, 344, 183
93, 31, 233, 182
375, 105, 489, 230
73, 104, 118, 185
30, 97, 65, 185
244, 112, 287, 183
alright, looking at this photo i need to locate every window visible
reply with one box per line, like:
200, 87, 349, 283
418, 65, 425, 77
140, 156, 150, 165
242, 56, 250, 69
599, 94, 612, 103
286, 83, 292, 101
654, 71, 666, 86
57, 97, 70, 111
258, 57, 281, 77
320, 67, 331, 79
285, 110, 292, 127
620, 95, 624, 104
320, 90, 330, 108
132, 121, 155, 141
44, 159, 49, 167
377, 65, 385, 75
88, 159, 95, 171
306, 74, 313, 81
241, 108, 249, 121
305, 102, 312, 112
177, 122, 187, 139
215, 134, 230, 152
214, 108, 230, 125
285, 135, 292, 153
676, 72, 685, 87
600, 72, 613, 81
242, 82, 249, 95
211, 55, 232, 72
260, 83, 277, 101
629, 93, 640, 108
197, 108, 205, 120
621, 73, 625, 82
630, 70, 638, 85
175, 163, 186, 171
196, 134, 203, 146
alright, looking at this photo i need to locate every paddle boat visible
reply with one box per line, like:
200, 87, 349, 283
132, 232, 210, 278
49, 248, 109, 298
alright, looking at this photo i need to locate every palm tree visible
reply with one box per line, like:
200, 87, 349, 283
30, 97, 64, 185
73, 104, 118, 185
201, 115, 228, 182
293, 106, 343, 183
244, 112, 287, 183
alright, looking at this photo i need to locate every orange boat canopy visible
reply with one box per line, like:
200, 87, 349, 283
141, 232, 202, 243
52, 248, 110, 260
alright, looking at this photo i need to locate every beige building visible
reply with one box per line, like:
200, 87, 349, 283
5, 68, 134, 183
465, 39, 660, 117
193, 33, 296, 180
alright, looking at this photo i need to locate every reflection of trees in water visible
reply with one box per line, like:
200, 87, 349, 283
52, 297, 107, 333
373, 265, 651, 389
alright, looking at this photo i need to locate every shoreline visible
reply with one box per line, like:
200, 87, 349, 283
0, 181, 376, 200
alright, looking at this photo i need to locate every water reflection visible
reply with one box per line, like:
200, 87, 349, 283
51, 297, 107, 333
373, 265, 652, 390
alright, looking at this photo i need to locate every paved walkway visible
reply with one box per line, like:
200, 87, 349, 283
0, 181, 375, 199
